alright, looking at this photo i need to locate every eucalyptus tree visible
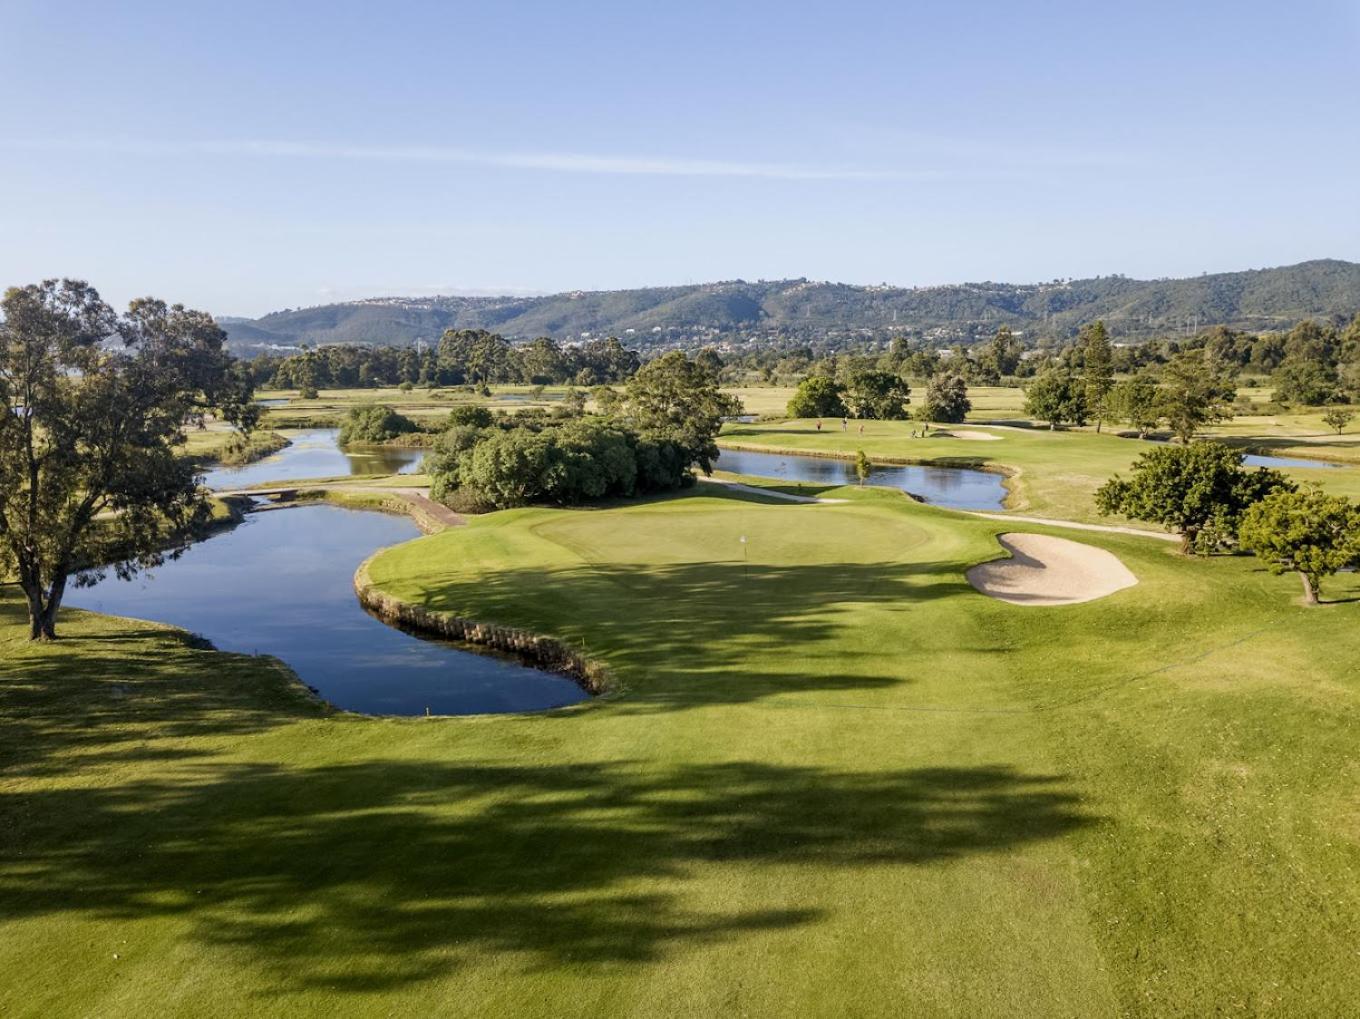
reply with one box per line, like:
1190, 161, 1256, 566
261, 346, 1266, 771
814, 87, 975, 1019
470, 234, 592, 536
624, 351, 740, 474
0, 279, 256, 639
1024, 366, 1087, 429
1158, 352, 1235, 442
1107, 373, 1162, 438
918, 371, 971, 424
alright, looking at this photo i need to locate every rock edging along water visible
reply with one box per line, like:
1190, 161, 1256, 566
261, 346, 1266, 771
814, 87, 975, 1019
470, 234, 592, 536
353, 555, 610, 697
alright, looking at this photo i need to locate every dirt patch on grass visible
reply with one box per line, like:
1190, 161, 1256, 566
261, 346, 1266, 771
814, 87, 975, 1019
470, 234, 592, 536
967, 533, 1137, 606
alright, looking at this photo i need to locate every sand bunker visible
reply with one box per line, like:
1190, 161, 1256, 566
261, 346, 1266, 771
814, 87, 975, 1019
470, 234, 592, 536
934, 429, 1001, 441
966, 533, 1137, 606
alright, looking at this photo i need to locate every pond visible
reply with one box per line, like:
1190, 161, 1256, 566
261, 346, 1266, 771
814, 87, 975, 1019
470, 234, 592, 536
201, 429, 425, 489
1134, 435, 1339, 470
69, 505, 589, 716
1241, 453, 1339, 470
714, 448, 1008, 511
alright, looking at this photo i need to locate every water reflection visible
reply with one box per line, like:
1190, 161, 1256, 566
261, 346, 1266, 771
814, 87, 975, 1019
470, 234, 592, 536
1242, 453, 1339, 470
714, 448, 1007, 511
201, 429, 424, 489
70, 505, 587, 716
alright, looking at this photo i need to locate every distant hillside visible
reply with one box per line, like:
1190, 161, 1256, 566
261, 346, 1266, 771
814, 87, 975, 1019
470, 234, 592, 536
220, 259, 1360, 352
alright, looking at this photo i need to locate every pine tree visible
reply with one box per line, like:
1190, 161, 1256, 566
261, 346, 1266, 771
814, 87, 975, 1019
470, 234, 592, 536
1080, 320, 1114, 433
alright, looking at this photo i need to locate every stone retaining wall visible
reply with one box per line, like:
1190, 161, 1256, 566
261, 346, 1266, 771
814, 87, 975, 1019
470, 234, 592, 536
353, 557, 608, 697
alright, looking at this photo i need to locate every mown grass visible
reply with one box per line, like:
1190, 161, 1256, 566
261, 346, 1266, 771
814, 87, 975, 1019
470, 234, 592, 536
720, 417, 1360, 523
4, 485, 1359, 1015
260, 385, 586, 428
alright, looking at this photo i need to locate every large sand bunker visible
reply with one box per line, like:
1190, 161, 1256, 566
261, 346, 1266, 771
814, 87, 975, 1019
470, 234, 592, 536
933, 429, 1001, 441
967, 533, 1137, 606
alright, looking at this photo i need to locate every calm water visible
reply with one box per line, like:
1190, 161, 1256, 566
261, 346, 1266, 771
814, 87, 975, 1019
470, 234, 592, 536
201, 429, 425, 489
1242, 453, 1339, 470
715, 448, 1007, 511
1135, 435, 1338, 470
70, 505, 589, 716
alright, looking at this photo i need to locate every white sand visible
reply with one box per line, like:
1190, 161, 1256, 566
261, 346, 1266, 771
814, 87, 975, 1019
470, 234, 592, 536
933, 429, 1002, 441
966, 533, 1138, 606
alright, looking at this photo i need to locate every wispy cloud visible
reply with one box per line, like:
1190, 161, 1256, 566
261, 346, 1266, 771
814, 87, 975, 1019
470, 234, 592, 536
1, 136, 962, 182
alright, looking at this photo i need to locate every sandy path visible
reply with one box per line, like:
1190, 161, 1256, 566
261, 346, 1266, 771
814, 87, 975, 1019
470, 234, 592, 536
700, 477, 847, 503
967, 532, 1138, 606
967, 512, 1178, 542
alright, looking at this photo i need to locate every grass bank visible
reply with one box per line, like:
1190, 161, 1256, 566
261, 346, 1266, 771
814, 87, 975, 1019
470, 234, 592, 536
179, 428, 290, 468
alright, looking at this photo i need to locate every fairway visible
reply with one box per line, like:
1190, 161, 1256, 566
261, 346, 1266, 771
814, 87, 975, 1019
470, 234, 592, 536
4, 484, 1359, 1016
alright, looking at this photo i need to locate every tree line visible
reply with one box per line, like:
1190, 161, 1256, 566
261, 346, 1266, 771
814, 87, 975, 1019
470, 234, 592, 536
254, 332, 643, 394
1021, 316, 1360, 437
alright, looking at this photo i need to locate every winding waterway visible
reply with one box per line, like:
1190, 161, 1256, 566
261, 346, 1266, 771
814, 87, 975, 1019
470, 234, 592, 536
200, 429, 425, 489
714, 447, 1008, 510
70, 505, 589, 716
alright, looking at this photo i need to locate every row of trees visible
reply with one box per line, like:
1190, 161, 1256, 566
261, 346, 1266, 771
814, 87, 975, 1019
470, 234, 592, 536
786, 371, 911, 420
1096, 442, 1360, 601
1024, 315, 1360, 407
764, 330, 1030, 391
786, 369, 972, 423
719, 311, 1360, 400
427, 352, 739, 509
1025, 326, 1238, 441
261, 333, 642, 392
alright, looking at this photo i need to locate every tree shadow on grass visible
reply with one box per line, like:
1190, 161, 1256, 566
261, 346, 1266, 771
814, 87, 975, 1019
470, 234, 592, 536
392, 558, 977, 711
0, 758, 1095, 994
1213, 434, 1360, 460
0, 594, 314, 779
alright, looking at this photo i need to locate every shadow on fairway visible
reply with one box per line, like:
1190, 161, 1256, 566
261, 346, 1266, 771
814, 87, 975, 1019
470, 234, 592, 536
0, 595, 316, 778
395, 558, 976, 709
1214, 434, 1360, 459
0, 758, 1095, 993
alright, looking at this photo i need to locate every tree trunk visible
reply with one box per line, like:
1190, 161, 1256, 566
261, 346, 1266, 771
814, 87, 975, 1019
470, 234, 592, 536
22, 583, 46, 640
1095, 417, 1103, 434
1179, 528, 1197, 555
19, 574, 65, 640
1299, 572, 1319, 605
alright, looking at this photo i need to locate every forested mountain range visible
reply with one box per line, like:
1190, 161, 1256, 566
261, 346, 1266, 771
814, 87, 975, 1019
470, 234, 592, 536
220, 259, 1360, 352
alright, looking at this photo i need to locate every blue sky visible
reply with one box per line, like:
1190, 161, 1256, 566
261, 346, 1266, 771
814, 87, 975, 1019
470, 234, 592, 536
2, 0, 1357, 316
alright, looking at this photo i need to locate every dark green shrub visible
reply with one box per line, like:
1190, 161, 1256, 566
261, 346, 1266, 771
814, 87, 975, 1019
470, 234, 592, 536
447, 404, 494, 428
337, 403, 418, 445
